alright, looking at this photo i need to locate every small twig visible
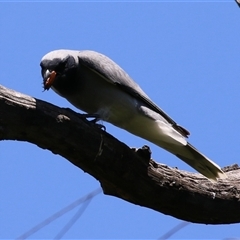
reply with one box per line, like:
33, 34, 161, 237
16, 189, 102, 239
94, 134, 104, 161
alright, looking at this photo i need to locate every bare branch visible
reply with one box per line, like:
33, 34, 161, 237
0, 84, 240, 224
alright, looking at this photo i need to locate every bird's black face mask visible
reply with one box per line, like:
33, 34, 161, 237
40, 55, 78, 93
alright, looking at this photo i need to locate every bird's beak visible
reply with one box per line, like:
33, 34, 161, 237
43, 69, 57, 91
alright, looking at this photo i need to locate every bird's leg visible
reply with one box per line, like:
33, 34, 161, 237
81, 113, 106, 131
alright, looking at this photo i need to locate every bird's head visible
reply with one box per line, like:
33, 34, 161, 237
40, 50, 79, 94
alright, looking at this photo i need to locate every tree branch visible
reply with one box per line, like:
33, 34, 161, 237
0, 84, 239, 224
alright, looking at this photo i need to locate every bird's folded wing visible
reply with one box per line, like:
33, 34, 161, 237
77, 50, 190, 137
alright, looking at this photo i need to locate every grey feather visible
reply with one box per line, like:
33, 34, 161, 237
40, 49, 226, 181
77, 51, 190, 137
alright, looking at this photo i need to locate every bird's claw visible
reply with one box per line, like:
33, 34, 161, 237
81, 113, 100, 123
81, 113, 106, 131
95, 123, 106, 131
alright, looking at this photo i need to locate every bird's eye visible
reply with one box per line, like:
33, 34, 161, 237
55, 61, 67, 73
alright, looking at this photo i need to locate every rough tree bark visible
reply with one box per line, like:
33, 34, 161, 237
0, 84, 239, 224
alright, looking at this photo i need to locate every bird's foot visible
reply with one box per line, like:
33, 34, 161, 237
81, 113, 106, 131
81, 113, 100, 122
95, 123, 106, 131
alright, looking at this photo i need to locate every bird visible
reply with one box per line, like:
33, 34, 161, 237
40, 49, 226, 181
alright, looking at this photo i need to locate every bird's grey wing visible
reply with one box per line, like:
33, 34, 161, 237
77, 50, 190, 137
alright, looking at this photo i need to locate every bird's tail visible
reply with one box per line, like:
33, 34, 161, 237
172, 143, 226, 181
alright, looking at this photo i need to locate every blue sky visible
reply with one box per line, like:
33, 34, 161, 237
1, 1, 240, 239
